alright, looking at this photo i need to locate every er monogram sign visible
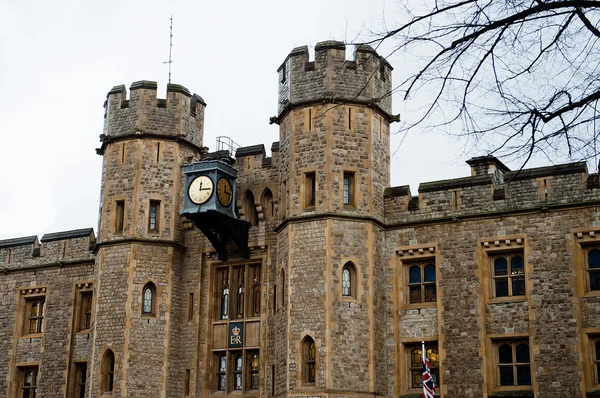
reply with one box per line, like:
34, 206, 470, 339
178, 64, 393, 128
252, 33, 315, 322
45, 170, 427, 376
229, 322, 244, 348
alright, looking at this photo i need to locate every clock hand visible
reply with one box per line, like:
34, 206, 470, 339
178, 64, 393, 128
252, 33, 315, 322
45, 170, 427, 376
199, 181, 203, 190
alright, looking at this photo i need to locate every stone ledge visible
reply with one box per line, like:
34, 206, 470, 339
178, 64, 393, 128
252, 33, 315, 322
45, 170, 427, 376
488, 390, 533, 398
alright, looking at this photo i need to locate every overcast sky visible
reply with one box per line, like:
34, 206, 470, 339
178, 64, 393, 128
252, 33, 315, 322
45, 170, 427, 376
0, 0, 555, 240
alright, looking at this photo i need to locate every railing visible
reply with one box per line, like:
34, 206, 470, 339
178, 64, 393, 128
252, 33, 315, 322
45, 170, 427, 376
215, 136, 240, 159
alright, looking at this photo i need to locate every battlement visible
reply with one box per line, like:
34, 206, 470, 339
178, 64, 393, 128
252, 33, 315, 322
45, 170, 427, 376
101, 81, 206, 151
0, 228, 95, 270
384, 157, 600, 225
277, 40, 393, 117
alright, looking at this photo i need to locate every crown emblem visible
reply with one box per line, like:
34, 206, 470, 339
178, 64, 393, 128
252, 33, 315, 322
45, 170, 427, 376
232, 326, 240, 336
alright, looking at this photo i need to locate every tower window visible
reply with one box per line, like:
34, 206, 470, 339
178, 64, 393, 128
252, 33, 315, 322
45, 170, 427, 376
142, 282, 157, 316
305, 172, 316, 208
26, 298, 45, 335
343, 172, 355, 207
233, 354, 243, 390
20, 367, 38, 398
407, 343, 439, 389
342, 262, 357, 298
149, 200, 160, 232
101, 350, 115, 394
74, 362, 87, 398
115, 200, 125, 233
303, 336, 317, 385
78, 291, 93, 331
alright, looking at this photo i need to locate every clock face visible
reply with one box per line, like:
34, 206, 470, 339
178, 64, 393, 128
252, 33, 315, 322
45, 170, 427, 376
217, 177, 233, 207
188, 175, 214, 205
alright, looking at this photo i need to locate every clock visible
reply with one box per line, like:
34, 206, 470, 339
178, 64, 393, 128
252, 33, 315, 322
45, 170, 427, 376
217, 177, 233, 207
188, 175, 214, 204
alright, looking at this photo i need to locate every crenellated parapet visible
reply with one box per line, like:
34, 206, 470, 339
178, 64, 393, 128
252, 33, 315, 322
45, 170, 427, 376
0, 228, 95, 271
384, 157, 600, 225
98, 81, 206, 154
277, 40, 393, 120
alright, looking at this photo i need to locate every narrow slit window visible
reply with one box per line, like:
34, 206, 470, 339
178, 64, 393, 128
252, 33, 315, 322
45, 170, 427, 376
149, 200, 160, 232
188, 293, 194, 322
308, 108, 312, 131
348, 108, 352, 129
343, 172, 355, 206
156, 142, 160, 162
305, 172, 316, 208
115, 200, 125, 233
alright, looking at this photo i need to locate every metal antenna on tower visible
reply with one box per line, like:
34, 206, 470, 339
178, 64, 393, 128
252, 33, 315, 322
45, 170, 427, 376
163, 16, 173, 84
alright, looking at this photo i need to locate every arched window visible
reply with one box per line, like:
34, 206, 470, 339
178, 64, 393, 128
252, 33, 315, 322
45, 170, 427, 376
21, 368, 38, 397
243, 191, 258, 226
342, 262, 357, 298
302, 336, 316, 385
493, 255, 525, 297
409, 344, 439, 388
101, 349, 115, 394
142, 282, 156, 316
407, 262, 436, 303
497, 341, 531, 386
261, 188, 274, 220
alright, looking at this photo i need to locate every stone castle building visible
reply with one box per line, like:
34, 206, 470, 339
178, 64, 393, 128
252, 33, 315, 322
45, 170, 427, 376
1, 40, 600, 398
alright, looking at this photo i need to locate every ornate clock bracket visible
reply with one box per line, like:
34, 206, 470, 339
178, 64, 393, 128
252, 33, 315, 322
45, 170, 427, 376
184, 211, 251, 261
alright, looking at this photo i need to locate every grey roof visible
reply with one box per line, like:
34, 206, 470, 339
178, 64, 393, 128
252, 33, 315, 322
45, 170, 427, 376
41, 228, 94, 243
0, 235, 38, 249
236, 144, 265, 157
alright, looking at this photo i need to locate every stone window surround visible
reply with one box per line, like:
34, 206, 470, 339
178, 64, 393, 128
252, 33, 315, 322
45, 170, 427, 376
574, 227, 600, 297
396, 244, 438, 309
302, 170, 317, 210
147, 198, 162, 234
479, 235, 529, 304
18, 286, 47, 338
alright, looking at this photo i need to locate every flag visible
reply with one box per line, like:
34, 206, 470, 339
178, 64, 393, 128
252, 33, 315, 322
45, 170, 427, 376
422, 341, 436, 398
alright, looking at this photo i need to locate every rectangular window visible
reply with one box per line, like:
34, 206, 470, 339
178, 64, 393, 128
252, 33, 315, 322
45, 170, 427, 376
19, 366, 39, 398
115, 200, 125, 233
406, 262, 437, 304
406, 343, 439, 391
492, 254, 525, 298
26, 298, 45, 335
305, 172, 316, 208
74, 362, 87, 398
494, 340, 531, 388
343, 172, 355, 207
78, 291, 93, 332
149, 200, 160, 232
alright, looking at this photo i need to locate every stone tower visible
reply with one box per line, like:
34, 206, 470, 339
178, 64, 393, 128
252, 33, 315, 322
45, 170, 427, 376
91, 81, 206, 397
274, 41, 393, 396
